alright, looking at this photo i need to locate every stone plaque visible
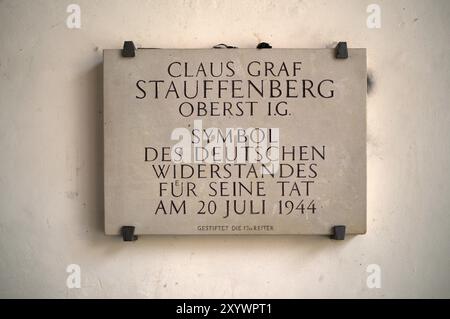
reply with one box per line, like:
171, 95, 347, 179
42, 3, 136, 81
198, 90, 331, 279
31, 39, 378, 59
104, 48, 366, 235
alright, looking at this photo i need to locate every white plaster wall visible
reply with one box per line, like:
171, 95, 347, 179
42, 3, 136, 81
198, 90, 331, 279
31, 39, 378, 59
0, 0, 449, 298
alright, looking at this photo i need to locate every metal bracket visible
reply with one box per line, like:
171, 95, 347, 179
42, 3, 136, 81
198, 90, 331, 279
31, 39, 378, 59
330, 225, 346, 240
257, 42, 272, 49
121, 226, 138, 241
213, 43, 237, 49
122, 41, 136, 57
335, 42, 348, 59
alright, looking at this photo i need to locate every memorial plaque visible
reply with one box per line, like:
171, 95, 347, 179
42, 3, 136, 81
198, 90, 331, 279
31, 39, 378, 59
104, 48, 366, 235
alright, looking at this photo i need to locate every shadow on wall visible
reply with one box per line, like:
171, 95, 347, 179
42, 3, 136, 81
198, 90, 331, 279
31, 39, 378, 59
96, 61, 104, 237
367, 70, 375, 95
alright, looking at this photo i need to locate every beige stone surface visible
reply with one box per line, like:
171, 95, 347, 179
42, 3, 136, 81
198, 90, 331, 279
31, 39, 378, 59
104, 48, 366, 234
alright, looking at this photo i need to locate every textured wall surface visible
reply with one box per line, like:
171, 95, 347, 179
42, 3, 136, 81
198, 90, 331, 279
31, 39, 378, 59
0, 0, 449, 298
